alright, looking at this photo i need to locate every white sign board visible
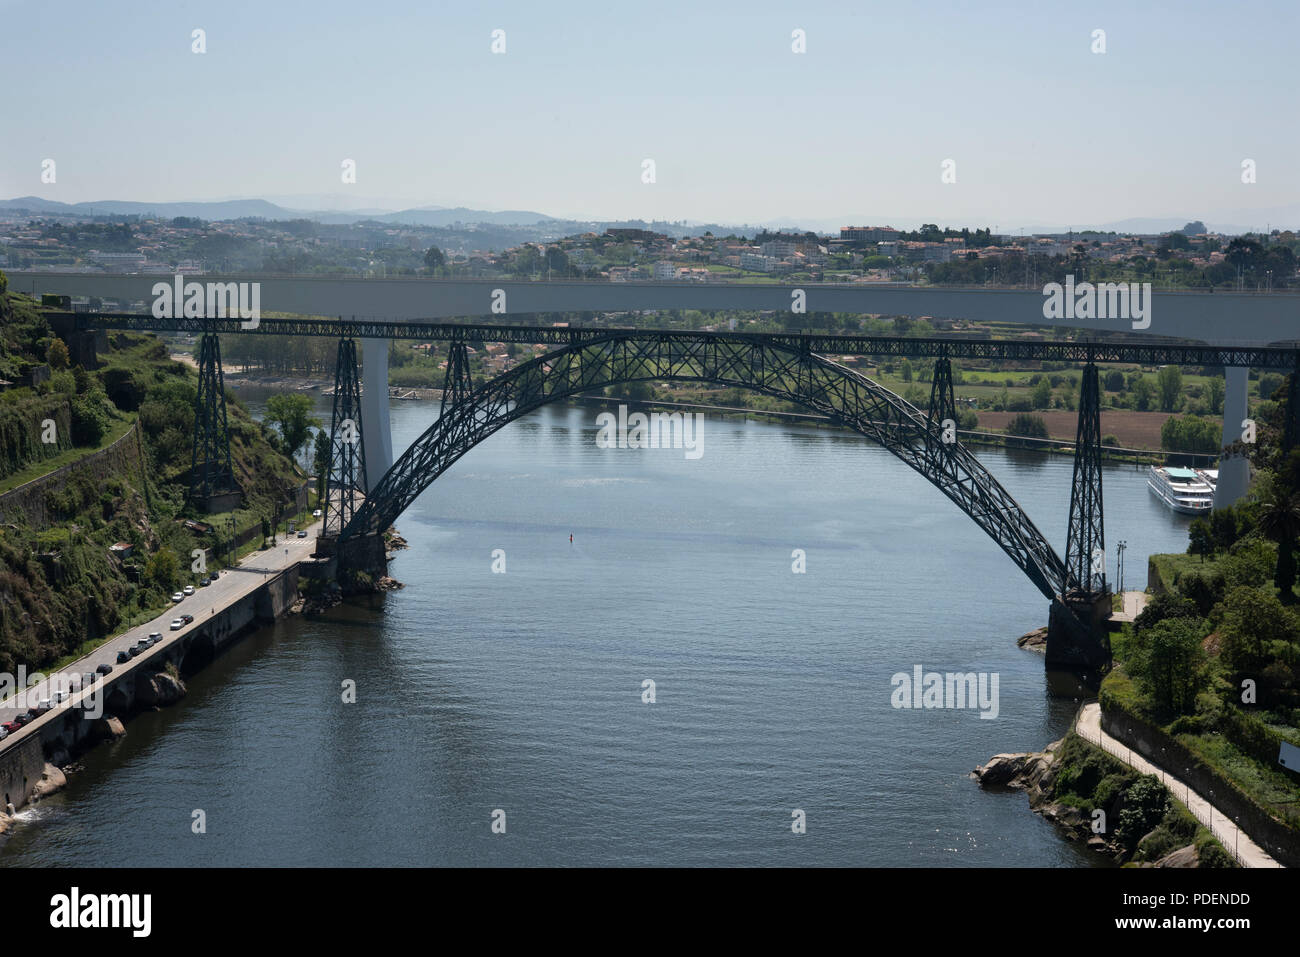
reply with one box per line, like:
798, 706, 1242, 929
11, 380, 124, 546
1280, 740, 1300, 771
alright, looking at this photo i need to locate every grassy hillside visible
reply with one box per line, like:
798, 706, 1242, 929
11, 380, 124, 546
0, 274, 307, 672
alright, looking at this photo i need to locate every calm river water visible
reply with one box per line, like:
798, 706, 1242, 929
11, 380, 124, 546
2, 397, 1193, 866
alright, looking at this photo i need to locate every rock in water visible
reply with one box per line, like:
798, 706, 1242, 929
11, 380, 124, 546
1017, 627, 1048, 653
87, 716, 126, 743
30, 763, 67, 801
135, 672, 188, 708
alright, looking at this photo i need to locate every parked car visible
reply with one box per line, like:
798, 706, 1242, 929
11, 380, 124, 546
183, 585, 195, 596
312, 509, 322, 518
96, 663, 113, 675
1, 721, 20, 734
170, 618, 184, 631
0, 726, 8, 741
83, 672, 98, 686
180, 614, 194, 625
117, 650, 131, 663
149, 631, 162, 643
171, 592, 184, 603
54, 690, 69, 704
35, 699, 50, 713
200, 577, 210, 587
14, 713, 31, 726
298, 530, 308, 538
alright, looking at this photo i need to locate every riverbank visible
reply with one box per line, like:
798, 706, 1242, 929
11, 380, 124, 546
975, 713, 1243, 868
0, 526, 321, 822
573, 394, 1173, 465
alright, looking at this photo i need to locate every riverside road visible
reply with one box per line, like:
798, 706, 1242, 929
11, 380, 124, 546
0, 524, 319, 753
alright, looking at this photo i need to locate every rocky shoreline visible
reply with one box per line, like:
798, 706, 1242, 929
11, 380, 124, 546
974, 735, 1215, 867
1, 671, 187, 833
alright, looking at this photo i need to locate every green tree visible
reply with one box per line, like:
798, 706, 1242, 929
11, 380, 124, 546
1132, 376, 1155, 411
423, 246, 446, 272
312, 428, 330, 500
1205, 375, 1225, 415
1007, 413, 1049, 439
265, 393, 320, 462
69, 393, 109, 446
1131, 617, 1208, 715
1216, 585, 1298, 672
145, 547, 181, 593
46, 339, 70, 370
1117, 776, 1171, 848
1156, 365, 1183, 412
1030, 376, 1052, 410
1187, 519, 1214, 562
1257, 482, 1300, 603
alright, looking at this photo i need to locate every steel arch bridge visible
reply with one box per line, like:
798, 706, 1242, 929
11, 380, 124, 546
340, 330, 1071, 601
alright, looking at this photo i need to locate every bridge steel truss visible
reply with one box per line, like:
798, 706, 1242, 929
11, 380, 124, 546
928, 356, 957, 429
190, 331, 237, 503
1065, 364, 1106, 599
324, 337, 368, 535
69, 313, 1300, 369
340, 331, 1072, 601
440, 340, 475, 417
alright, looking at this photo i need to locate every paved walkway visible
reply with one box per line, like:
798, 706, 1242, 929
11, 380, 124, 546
1109, 590, 1150, 624
1076, 702, 1281, 868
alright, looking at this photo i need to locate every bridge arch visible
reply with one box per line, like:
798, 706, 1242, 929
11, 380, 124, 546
341, 332, 1070, 599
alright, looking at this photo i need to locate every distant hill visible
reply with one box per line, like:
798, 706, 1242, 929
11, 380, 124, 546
0, 196, 557, 227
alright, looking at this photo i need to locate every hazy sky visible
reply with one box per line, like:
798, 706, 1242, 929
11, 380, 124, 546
3, 0, 1298, 228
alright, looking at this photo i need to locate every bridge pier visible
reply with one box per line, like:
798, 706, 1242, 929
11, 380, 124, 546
441, 339, 474, 413
325, 337, 368, 534
333, 532, 388, 591
1046, 593, 1111, 686
1051, 360, 1111, 683
1214, 365, 1251, 508
190, 329, 241, 510
361, 336, 393, 491
928, 356, 956, 426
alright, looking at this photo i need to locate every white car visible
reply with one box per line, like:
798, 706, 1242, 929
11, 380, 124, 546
183, 585, 195, 596
54, 690, 69, 704
170, 618, 184, 631
171, 592, 184, 603
312, 509, 322, 518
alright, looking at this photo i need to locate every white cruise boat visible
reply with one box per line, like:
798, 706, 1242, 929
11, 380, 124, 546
1148, 466, 1214, 514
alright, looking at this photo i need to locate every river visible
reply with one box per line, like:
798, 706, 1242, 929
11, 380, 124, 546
1, 396, 1194, 866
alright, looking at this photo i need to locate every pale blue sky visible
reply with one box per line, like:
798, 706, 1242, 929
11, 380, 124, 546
2, 0, 1298, 228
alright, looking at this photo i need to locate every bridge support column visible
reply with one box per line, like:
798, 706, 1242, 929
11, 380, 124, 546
928, 356, 955, 427
1065, 362, 1106, 597
360, 337, 393, 491
325, 338, 368, 536
334, 532, 388, 593
441, 339, 474, 414
190, 330, 240, 510
1051, 361, 1109, 678
925, 356, 956, 421
1214, 365, 1251, 508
